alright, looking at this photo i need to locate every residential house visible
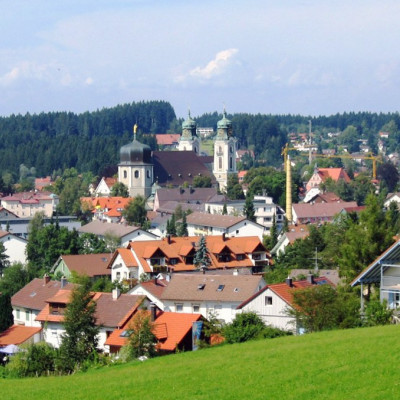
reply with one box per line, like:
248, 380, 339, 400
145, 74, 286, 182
34, 176, 53, 192
160, 273, 266, 323
81, 196, 132, 223
11, 276, 75, 327
51, 253, 112, 280
129, 276, 170, 310
35, 288, 147, 351
0, 191, 59, 218
205, 194, 285, 234
148, 214, 170, 237
78, 220, 158, 247
105, 308, 203, 354
272, 224, 310, 255
0, 230, 28, 265
108, 235, 271, 282
0, 325, 42, 348
94, 177, 117, 197
384, 192, 400, 209
306, 167, 351, 192
154, 134, 180, 149
237, 276, 334, 333
303, 191, 344, 204
0, 207, 19, 220
351, 238, 400, 310
292, 201, 358, 224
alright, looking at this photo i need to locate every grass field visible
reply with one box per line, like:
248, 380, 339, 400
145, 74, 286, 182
2, 325, 400, 400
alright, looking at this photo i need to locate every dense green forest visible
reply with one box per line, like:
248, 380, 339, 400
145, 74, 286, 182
0, 101, 399, 182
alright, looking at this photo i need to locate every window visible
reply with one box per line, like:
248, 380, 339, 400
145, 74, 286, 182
198, 283, 206, 290
170, 258, 178, 265
147, 169, 151, 179
25, 310, 30, 321
134, 170, 139, 178
230, 157, 233, 170
236, 229, 239, 234
217, 284, 225, 292
219, 157, 222, 169
116, 271, 121, 280
192, 304, 200, 313
16, 309, 20, 319
230, 146, 233, 154
237, 254, 244, 261
176, 303, 183, 312
265, 296, 273, 306
123, 170, 127, 179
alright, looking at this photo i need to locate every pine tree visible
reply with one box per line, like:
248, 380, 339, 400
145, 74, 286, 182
0, 293, 13, 332
244, 193, 256, 222
269, 213, 278, 249
0, 242, 10, 276
58, 279, 99, 372
127, 310, 157, 358
177, 213, 188, 237
166, 214, 176, 235
194, 236, 211, 271
222, 203, 228, 215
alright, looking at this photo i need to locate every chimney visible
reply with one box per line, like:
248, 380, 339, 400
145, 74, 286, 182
167, 234, 171, 244
286, 277, 293, 287
43, 274, 50, 285
222, 232, 226, 241
307, 274, 315, 285
112, 288, 121, 300
60, 276, 67, 288
150, 302, 157, 322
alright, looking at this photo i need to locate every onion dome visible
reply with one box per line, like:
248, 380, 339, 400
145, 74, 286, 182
181, 110, 197, 139
120, 138, 152, 164
217, 109, 233, 138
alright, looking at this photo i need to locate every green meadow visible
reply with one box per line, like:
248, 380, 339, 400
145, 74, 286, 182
2, 325, 400, 400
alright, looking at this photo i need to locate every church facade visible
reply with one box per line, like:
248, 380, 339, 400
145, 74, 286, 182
118, 111, 237, 197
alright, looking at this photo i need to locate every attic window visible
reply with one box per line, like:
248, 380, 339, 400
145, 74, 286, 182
198, 283, 206, 290
30, 292, 37, 297
234, 288, 239, 292
101, 257, 108, 262
217, 284, 225, 292
120, 330, 133, 338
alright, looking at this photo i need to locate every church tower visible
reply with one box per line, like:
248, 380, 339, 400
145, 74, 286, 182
118, 125, 153, 198
177, 111, 200, 154
213, 109, 237, 191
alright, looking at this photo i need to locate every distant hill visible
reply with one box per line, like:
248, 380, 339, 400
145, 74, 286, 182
2, 324, 399, 399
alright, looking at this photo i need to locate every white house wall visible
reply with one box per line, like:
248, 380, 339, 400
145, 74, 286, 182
13, 307, 41, 328
240, 288, 296, 332
162, 299, 240, 324
1, 235, 27, 264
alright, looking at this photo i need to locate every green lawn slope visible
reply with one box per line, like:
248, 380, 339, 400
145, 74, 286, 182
2, 325, 400, 400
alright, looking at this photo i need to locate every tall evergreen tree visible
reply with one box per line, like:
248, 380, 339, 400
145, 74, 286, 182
0, 293, 13, 332
58, 279, 99, 372
222, 203, 228, 215
194, 236, 211, 271
177, 213, 188, 237
244, 193, 256, 222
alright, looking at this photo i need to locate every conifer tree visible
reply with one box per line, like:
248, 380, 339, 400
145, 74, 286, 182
177, 213, 188, 237
244, 193, 256, 222
194, 236, 211, 271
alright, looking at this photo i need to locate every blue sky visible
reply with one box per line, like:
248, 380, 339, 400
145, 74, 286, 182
1, 0, 399, 119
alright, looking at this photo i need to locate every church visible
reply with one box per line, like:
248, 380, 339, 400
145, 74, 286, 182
118, 110, 237, 198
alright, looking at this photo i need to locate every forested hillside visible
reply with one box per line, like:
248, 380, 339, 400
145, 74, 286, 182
0, 101, 399, 180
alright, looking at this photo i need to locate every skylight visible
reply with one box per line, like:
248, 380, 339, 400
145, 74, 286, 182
198, 284, 206, 290
217, 284, 225, 292
120, 330, 133, 338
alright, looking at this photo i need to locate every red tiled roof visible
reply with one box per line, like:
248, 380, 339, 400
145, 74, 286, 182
138, 279, 169, 298
105, 311, 202, 352
318, 168, 351, 183
0, 325, 42, 346
154, 134, 180, 146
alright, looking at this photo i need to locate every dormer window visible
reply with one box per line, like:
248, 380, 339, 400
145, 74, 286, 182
170, 258, 178, 265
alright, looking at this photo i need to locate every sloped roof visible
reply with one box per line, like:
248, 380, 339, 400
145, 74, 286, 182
186, 212, 246, 228
237, 276, 333, 309
152, 151, 215, 186
94, 294, 145, 328
156, 187, 218, 205
11, 278, 76, 311
55, 253, 112, 277
104, 311, 202, 351
318, 168, 351, 183
0, 325, 42, 346
293, 201, 358, 219
128, 235, 267, 273
78, 220, 140, 238
1, 191, 55, 202
108, 248, 137, 269
160, 274, 264, 302
80, 197, 132, 211
138, 279, 169, 299
154, 134, 180, 146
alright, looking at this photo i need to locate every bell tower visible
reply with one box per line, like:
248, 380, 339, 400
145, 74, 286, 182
178, 110, 200, 154
118, 125, 153, 198
213, 109, 237, 191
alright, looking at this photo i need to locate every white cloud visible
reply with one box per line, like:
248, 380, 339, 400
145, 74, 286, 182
176, 49, 239, 83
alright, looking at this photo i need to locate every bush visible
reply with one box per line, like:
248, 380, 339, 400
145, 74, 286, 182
364, 299, 393, 326
258, 326, 292, 339
223, 312, 265, 344
5, 343, 57, 378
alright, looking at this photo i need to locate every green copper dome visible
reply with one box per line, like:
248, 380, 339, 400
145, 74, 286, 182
182, 111, 197, 130
217, 110, 232, 129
